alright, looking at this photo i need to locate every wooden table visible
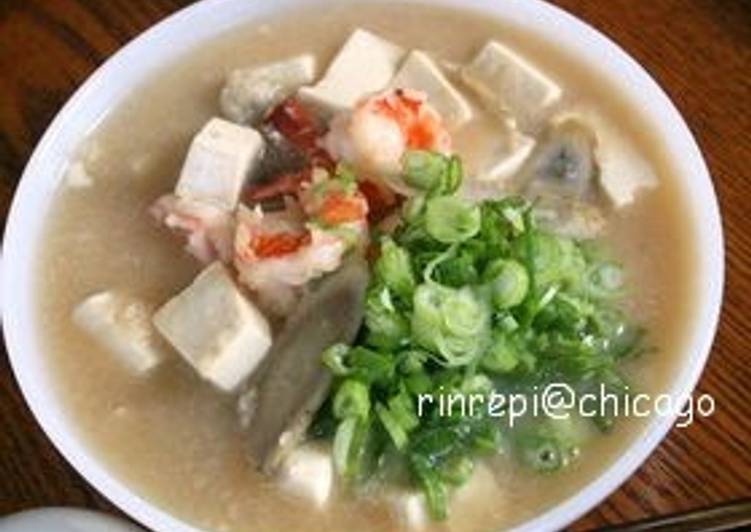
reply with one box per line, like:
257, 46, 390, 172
1, 1, 749, 530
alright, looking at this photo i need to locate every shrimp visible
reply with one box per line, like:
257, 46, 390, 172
234, 172, 369, 315
325, 88, 452, 188
300, 170, 367, 222
234, 204, 343, 315
150, 194, 234, 264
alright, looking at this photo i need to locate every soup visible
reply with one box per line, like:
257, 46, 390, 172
35, 3, 696, 531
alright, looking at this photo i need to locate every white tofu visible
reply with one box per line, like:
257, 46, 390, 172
220, 54, 317, 124
446, 464, 499, 530
299, 29, 404, 116
389, 491, 428, 530
477, 130, 536, 182
462, 41, 562, 129
153, 262, 272, 392
176, 118, 264, 210
278, 443, 333, 508
389, 465, 499, 531
390, 50, 473, 129
597, 133, 658, 208
73, 291, 167, 374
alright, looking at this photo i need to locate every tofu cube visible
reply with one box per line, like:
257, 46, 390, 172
278, 443, 333, 508
597, 131, 658, 208
299, 29, 404, 116
599, 149, 658, 208
462, 41, 562, 129
176, 118, 264, 210
446, 464, 499, 530
391, 50, 473, 129
220, 55, 317, 124
477, 131, 536, 182
73, 291, 167, 374
389, 491, 428, 530
153, 262, 272, 392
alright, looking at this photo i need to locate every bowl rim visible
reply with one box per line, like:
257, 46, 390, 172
2, 1, 724, 531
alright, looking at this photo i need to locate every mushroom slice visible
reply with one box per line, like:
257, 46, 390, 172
240, 256, 370, 473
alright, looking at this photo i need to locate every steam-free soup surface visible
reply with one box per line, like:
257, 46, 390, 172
36, 3, 695, 531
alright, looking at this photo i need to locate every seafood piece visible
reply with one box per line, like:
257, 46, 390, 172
325, 89, 451, 189
254, 125, 309, 185
220, 54, 316, 125
299, 169, 369, 230
149, 194, 234, 264
234, 219, 346, 312
357, 178, 400, 223
523, 118, 598, 200
235, 172, 369, 315
519, 117, 605, 239
264, 97, 335, 171
240, 257, 370, 472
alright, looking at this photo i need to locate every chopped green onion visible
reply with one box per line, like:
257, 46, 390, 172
444, 155, 463, 195
376, 403, 409, 450
364, 285, 410, 349
405, 372, 433, 396
348, 347, 396, 385
402, 150, 449, 192
438, 454, 474, 486
315, 152, 646, 523
398, 349, 429, 374
333, 417, 358, 477
410, 454, 448, 520
333, 416, 372, 479
517, 434, 565, 472
333, 380, 371, 420
482, 333, 519, 374
388, 391, 420, 432
321, 343, 351, 376
586, 261, 625, 299
483, 259, 530, 309
411, 284, 490, 366
375, 238, 416, 301
425, 196, 481, 244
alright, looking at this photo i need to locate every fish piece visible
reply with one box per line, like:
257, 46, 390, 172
241, 257, 370, 473
221, 54, 316, 125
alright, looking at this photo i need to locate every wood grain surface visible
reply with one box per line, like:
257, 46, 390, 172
1, 0, 749, 530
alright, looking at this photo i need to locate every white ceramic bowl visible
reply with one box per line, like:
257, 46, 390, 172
2, 0, 724, 531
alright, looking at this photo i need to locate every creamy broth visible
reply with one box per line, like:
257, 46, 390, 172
36, 3, 696, 531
